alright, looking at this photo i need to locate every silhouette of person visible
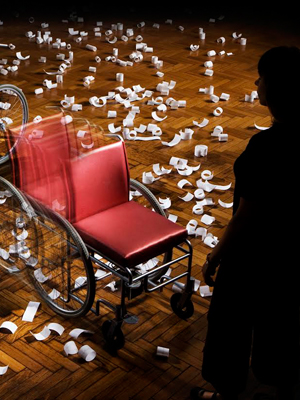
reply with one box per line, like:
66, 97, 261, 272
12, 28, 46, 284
191, 46, 300, 400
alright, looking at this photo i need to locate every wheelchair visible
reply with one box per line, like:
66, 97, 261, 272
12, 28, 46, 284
0, 84, 195, 350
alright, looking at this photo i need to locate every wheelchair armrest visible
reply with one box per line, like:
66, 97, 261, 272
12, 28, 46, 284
129, 178, 166, 218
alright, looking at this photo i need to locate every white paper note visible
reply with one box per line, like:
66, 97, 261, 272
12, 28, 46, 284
69, 328, 94, 339
0, 321, 18, 334
30, 326, 51, 341
64, 340, 78, 356
22, 301, 40, 322
78, 344, 96, 362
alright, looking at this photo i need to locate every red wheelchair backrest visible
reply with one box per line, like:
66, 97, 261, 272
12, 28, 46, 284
67, 140, 130, 223
8, 113, 130, 222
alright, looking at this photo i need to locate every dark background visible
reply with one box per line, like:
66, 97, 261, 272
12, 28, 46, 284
1, 1, 299, 35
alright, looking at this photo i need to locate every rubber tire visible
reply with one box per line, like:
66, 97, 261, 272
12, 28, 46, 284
102, 320, 125, 350
0, 84, 29, 165
170, 292, 194, 319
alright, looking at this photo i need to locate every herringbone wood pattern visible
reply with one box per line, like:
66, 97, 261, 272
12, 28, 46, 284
0, 7, 299, 400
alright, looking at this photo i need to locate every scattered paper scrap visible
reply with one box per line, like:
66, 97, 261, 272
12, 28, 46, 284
30, 326, 51, 341
48, 323, 65, 336
156, 346, 169, 357
78, 344, 96, 362
200, 285, 213, 297
64, 340, 78, 356
69, 328, 94, 339
22, 301, 40, 322
0, 321, 18, 334
218, 199, 233, 208
0, 366, 9, 375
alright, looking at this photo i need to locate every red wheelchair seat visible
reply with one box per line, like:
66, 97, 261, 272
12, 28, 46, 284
73, 200, 187, 268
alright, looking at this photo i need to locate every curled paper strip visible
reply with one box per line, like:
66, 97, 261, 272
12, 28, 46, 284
86, 44, 97, 52
197, 198, 215, 207
156, 346, 169, 357
218, 199, 233, 208
211, 126, 223, 136
34, 268, 52, 283
69, 328, 94, 339
161, 134, 181, 147
159, 197, 171, 209
193, 204, 204, 215
207, 50, 216, 57
213, 107, 223, 116
245, 91, 258, 102
49, 288, 60, 300
0, 248, 9, 260
197, 179, 232, 192
178, 179, 192, 189
201, 170, 214, 180
204, 234, 219, 248
194, 188, 205, 199
48, 323, 65, 336
153, 164, 172, 176
186, 219, 199, 235
220, 93, 230, 101
168, 214, 178, 223
194, 145, 208, 157
180, 128, 194, 140
254, 123, 269, 131
193, 118, 209, 128
232, 32, 242, 39
30, 326, 51, 341
170, 157, 188, 168
64, 340, 78, 356
179, 192, 194, 202
201, 214, 216, 225
190, 44, 199, 51
152, 111, 167, 122
16, 51, 30, 60
204, 61, 213, 68
105, 281, 118, 292
0, 321, 18, 334
22, 301, 40, 322
78, 345, 96, 362
200, 285, 213, 297
205, 69, 214, 76
210, 94, 219, 103
12, 228, 28, 240
0, 366, 9, 376
217, 37, 225, 43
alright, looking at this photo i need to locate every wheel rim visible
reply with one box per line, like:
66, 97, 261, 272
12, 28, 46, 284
0, 84, 28, 165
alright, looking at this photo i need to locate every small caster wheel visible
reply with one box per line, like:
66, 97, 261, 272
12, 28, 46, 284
102, 320, 125, 350
170, 293, 194, 319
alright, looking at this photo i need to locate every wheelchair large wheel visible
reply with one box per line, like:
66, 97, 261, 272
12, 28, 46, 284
130, 178, 172, 281
0, 177, 95, 318
0, 84, 29, 165
26, 201, 96, 318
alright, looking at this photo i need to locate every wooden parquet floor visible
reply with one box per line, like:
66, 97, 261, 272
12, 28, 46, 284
0, 5, 300, 400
